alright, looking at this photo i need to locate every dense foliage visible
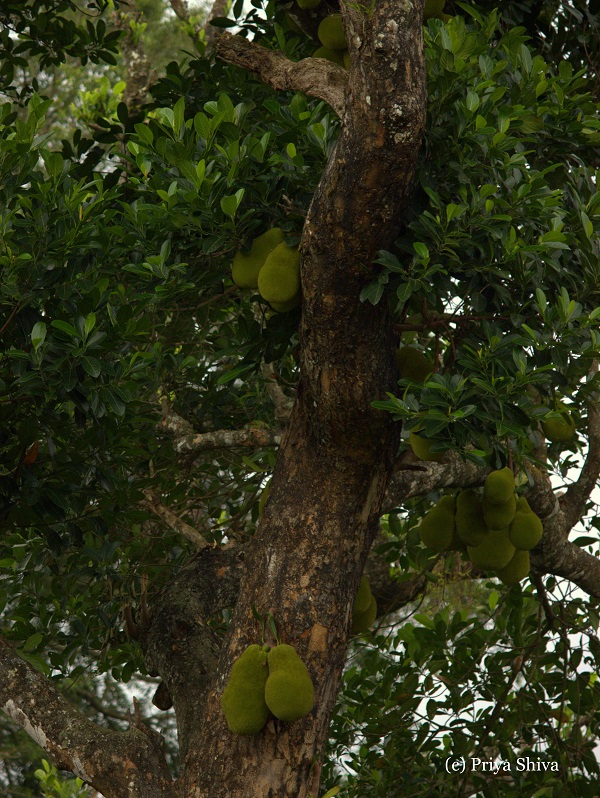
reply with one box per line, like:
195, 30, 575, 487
0, 0, 599, 796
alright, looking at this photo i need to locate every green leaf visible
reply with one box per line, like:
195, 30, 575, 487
31, 321, 47, 351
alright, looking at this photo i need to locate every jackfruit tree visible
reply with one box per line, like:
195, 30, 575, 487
0, 1, 599, 797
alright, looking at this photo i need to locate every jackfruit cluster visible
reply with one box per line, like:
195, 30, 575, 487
231, 228, 301, 313
418, 469, 544, 586
221, 642, 314, 734
351, 576, 377, 634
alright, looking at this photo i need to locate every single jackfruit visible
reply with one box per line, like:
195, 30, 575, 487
409, 430, 444, 462
509, 509, 543, 551
317, 14, 346, 50
419, 495, 456, 552
265, 644, 314, 722
269, 294, 300, 313
395, 346, 433, 382
542, 402, 576, 442
483, 494, 517, 530
221, 644, 270, 735
468, 527, 515, 571
351, 595, 377, 634
424, 0, 445, 20
258, 242, 301, 304
455, 489, 488, 546
313, 46, 346, 67
232, 227, 285, 289
484, 467, 515, 505
496, 549, 530, 586
354, 576, 372, 614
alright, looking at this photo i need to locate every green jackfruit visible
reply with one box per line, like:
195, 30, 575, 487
317, 14, 346, 50
409, 431, 444, 462
509, 508, 543, 551
542, 402, 576, 442
351, 595, 377, 634
455, 489, 488, 546
484, 467, 515, 505
265, 644, 314, 722
483, 494, 517, 530
419, 495, 456, 552
313, 46, 345, 67
468, 527, 515, 571
424, 0, 445, 20
232, 227, 285, 289
221, 644, 270, 735
496, 549, 530, 586
354, 576, 372, 614
258, 242, 301, 304
395, 346, 433, 382
269, 294, 300, 313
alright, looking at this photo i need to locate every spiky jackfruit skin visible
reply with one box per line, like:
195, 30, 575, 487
221, 644, 270, 735
395, 346, 433, 382
542, 402, 576, 442
232, 227, 285, 289
409, 431, 444, 462
484, 467, 515, 505
317, 14, 346, 50
509, 509, 543, 550
419, 495, 456, 552
313, 46, 345, 66
468, 527, 515, 570
496, 549, 530, 585
351, 595, 377, 634
354, 576, 372, 614
258, 242, 301, 304
265, 644, 314, 722
483, 494, 516, 530
456, 489, 488, 546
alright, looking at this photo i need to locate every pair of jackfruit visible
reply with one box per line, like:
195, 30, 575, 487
221, 643, 314, 735
351, 576, 377, 634
418, 468, 543, 586
231, 227, 301, 312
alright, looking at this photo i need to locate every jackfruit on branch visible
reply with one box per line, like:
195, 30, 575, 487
317, 14, 346, 51
409, 430, 444, 462
351, 595, 377, 634
257, 242, 301, 304
265, 644, 314, 722
231, 227, 285, 289
509, 505, 543, 551
483, 467, 515, 505
419, 495, 456, 552
455, 489, 488, 547
221, 644, 270, 735
395, 346, 434, 383
483, 494, 516, 530
496, 549, 530, 586
353, 576, 372, 614
313, 46, 346, 67
468, 527, 515, 571
542, 402, 576, 442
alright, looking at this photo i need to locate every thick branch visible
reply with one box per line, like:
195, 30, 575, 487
172, 426, 281, 454
0, 638, 172, 798
561, 371, 600, 530
169, 0, 189, 21
214, 33, 347, 118
261, 362, 294, 422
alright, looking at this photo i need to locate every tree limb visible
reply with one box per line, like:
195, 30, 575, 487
171, 426, 282, 454
561, 365, 600, 530
0, 638, 172, 798
261, 362, 294, 422
141, 489, 211, 549
214, 32, 348, 118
